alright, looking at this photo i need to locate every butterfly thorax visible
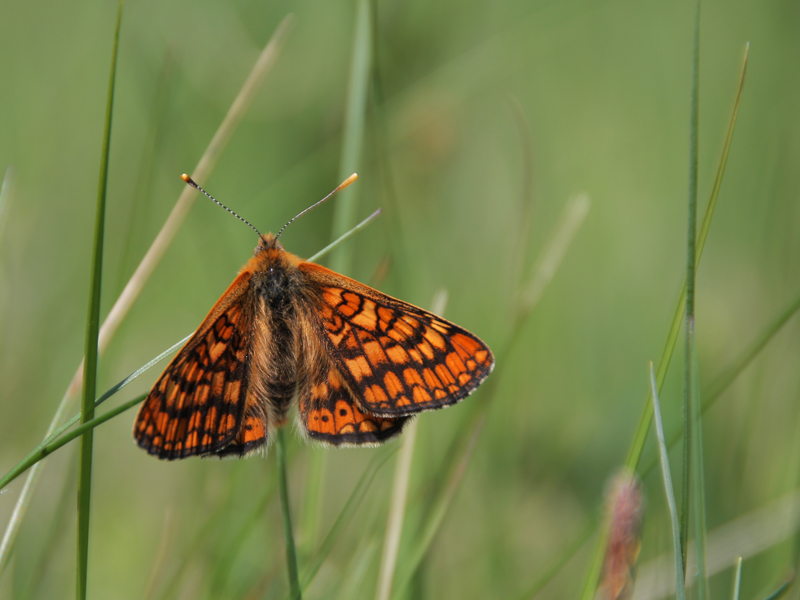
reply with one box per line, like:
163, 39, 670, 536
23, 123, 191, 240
247, 233, 306, 309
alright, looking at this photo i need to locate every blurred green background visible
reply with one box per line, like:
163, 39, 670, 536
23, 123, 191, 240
1, 0, 799, 598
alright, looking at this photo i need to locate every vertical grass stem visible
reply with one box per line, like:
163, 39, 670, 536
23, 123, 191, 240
276, 427, 301, 600
76, 6, 121, 599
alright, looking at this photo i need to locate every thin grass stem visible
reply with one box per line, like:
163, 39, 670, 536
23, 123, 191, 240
623, 39, 749, 474
76, 7, 121, 597
651, 362, 686, 600
0, 334, 188, 492
690, 323, 710, 599
680, 2, 701, 580
391, 418, 484, 600
303, 0, 373, 554
308, 209, 381, 263
761, 576, 794, 600
0, 16, 292, 571
330, 0, 372, 274
637, 289, 800, 478
276, 427, 301, 600
374, 290, 448, 600
0, 196, 379, 496
301, 448, 397, 593
0, 167, 12, 247
392, 194, 588, 598
731, 557, 742, 600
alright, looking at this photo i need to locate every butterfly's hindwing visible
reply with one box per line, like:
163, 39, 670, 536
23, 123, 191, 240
300, 263, 495, 417
296, 334, 407, 445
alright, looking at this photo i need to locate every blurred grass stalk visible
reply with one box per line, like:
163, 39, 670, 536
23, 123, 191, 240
303, 0, 372, 553
276, 427, 302, 600
731, 557, 742, 600
680, 4, 708, 596
76, 6, 121, 598
0, 15, 293, 573
391, 193, 590, 599
651, 363, 685, 600
0, 201, 381, 495
581, 26, 749, 600
374, 290, 448, 600
633, 488, 800, 600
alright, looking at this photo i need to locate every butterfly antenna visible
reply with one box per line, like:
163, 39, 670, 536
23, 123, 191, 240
275, 173, 358, 240
181, 174, 262, 237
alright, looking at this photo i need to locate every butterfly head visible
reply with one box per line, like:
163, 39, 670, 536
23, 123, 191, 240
255, 232, 283, 255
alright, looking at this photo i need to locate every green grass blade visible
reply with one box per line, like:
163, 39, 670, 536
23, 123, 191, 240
0, 13, 293, 581
511, 520, 595, 600
308, 208, 381, 263
304, 0, 373, 554
330, 0, 372, 275
689, 322, 710, 599
731, 557, 742, 600
680, 2, 701, 581
638, 289, 800, 478
0, 394, 146, 498
651, 362, 686, 600
374, 419, 418, 600
0, 166, 11, 247
388, 194, 587, 599
760, 575, 795, 600
391, 418, 485, 600
276, 427, 302, 600
76, 6, 121, 598
623, 38, 749, 473
0, 332, 186, 492
301, 448, 397, 593
375, 291, 447, 600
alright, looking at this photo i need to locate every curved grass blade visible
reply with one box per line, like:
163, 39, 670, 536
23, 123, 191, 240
623, 40, 749, 474
2, 393, 146, 497
308, 208, 381, 263
760, 574, 794, 600
680, 2, 702, 585
304, 0, 374, 554
374, 291, 447, 600
276, 427, 302, 600
76, 6, 122, 597
652, 362, 685, 600
390, 194, 589, 599
571, 37, 749, 600
0, 15, 294, 573
635, 290, 800, 478
731, 557, 742, 600
0, 196, 377, 498
0, 333, 188, 493
300, 447, 397, 594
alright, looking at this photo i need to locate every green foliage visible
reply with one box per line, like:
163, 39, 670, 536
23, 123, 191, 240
2, 2, 800, 600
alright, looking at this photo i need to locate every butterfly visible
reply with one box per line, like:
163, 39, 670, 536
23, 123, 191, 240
133, 174, 494, 460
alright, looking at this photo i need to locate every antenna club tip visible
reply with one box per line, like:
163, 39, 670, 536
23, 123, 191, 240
339, 173, 358, 190
181, 173, 192, 183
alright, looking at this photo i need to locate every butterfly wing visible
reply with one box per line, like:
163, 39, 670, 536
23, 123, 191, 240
300, 262, 495, 417
295, 335, 407, 445
134, 271, 266, 459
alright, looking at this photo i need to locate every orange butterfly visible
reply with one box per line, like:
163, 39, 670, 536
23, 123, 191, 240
134, 174, 494, 459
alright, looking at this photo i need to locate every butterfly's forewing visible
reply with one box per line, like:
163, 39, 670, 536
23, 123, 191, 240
300, 263, 495, 417
134, 271, 266, 459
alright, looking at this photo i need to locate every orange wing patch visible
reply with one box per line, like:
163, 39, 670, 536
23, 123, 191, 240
134, 272, 266, 459
298, 359, 406, 446
303, 267, 494, 418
